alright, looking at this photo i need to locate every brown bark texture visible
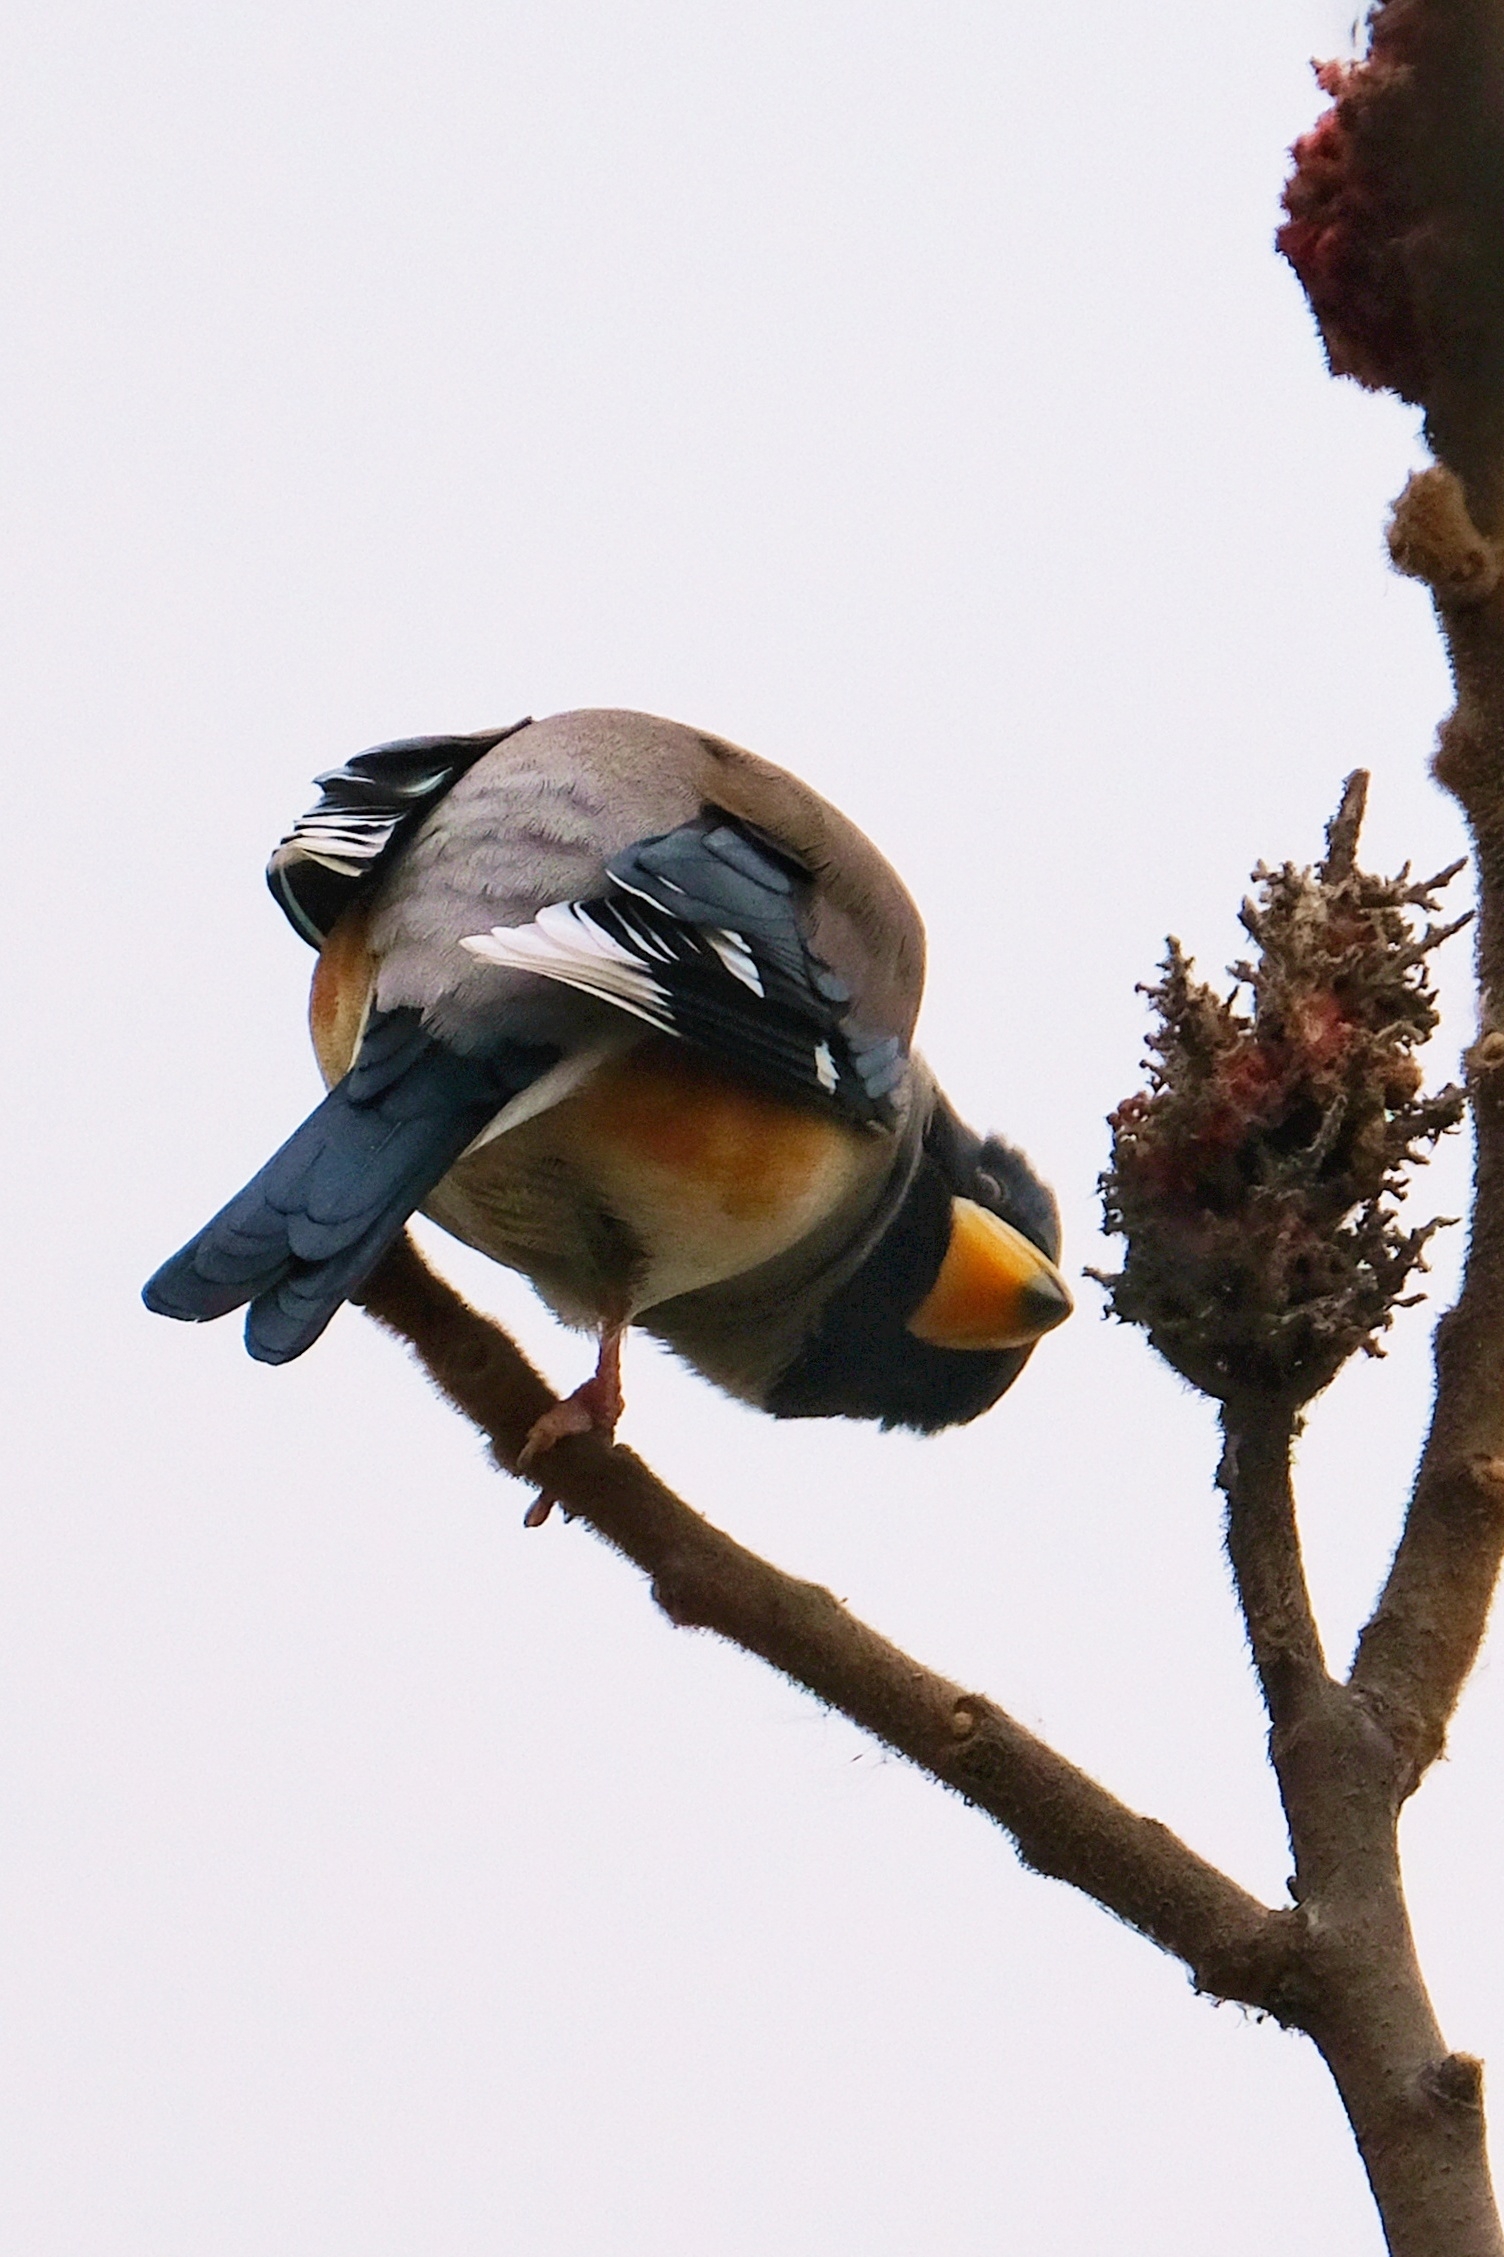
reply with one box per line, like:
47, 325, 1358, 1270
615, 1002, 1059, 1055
1270, 5, 1504, 2238
359, 1235, 1290, 2004
337, 7, 1504, 2252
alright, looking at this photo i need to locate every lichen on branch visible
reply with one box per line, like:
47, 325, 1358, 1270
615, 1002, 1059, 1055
1096, 775, 1467, 1404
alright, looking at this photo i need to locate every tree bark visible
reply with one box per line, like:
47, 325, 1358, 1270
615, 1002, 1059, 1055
1219, 1392, 1501, 2254
360, 1208, 1504, 2250
357, 1235, 1290, 2008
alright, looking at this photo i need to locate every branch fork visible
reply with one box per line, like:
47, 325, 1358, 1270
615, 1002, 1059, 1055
348, 4, 1504, 2235
356, 707, 1501, 2252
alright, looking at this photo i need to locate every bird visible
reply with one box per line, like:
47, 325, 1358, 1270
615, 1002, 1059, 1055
144, 709, 1071, 1503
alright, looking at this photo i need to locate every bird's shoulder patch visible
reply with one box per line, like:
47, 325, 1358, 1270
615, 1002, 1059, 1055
268, 721, 533, 945
460, 814, 907, 1129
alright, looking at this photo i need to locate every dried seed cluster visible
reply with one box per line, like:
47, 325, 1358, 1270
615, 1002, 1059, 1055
1277, 0, 1504, 478
1096, 776, 1467, 1405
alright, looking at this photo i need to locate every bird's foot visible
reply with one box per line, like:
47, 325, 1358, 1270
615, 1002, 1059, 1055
518, 1328, 626, 1526
518, 1356, 625, 1467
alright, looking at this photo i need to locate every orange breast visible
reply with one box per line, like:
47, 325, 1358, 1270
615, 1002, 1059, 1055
564, 1040, 844, 1220
538, 1038, 872, 1308
432, 1036, 874, 1315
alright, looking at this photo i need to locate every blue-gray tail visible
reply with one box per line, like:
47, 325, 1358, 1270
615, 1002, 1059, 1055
143, 1010, 552, 1364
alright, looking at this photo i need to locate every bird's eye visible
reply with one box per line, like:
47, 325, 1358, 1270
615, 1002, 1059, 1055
975, 1170, 1001, 1205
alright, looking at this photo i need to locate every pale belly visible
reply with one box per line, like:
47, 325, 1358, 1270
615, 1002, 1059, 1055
426, 1038, 873, 1325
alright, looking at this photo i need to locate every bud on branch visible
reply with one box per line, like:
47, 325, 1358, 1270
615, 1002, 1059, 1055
1096, 775, 1468, 1405
1277, 0, 1504, 523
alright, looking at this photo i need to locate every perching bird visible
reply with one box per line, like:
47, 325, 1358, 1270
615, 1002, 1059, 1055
145, 710, 1071, 1485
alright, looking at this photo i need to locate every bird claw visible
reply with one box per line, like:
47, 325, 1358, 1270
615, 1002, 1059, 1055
517, 1392, 604, 1469
516, 1328, 627, 1522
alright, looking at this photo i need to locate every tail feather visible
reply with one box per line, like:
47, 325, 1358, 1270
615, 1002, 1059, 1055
144, 1011, 553, 1362
244, 1208, 426, 1363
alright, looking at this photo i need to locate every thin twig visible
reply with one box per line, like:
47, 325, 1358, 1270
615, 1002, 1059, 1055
1320, 769, 1369, 885
1217, 1399, 1329, 1733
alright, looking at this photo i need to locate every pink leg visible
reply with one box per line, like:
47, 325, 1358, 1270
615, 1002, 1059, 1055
519, 1326, 626, 1525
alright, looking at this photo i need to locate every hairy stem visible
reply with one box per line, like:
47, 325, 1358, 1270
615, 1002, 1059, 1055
1218, 1399, 1328, 1732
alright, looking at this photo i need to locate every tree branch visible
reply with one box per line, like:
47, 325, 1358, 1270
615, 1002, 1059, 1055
361, 1216, 1501, 2250
1208, 1365, 1500, 2257
1277, 0, 1504, 1786
1352, 474, 1504, 1789
356, 1232, 1292, 2012
1217, 1398, 1328, 1733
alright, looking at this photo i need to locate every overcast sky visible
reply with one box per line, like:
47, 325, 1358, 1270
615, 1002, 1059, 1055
4, 3, 1494, 2251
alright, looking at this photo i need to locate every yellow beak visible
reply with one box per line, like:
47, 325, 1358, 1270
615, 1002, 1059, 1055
906, 1197, 1074, 1353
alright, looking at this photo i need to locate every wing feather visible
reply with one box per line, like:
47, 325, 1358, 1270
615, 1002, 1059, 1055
267, 722, 532, 945
462, 816, 906, 1128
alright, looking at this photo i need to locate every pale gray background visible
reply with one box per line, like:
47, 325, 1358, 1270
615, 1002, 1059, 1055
3, 2, 1495, 2250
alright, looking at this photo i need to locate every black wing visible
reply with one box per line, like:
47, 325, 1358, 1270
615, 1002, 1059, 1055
461, 815, 906, 1129
267, 720, 532, 945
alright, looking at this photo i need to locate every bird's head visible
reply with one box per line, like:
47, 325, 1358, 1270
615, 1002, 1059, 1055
765, 1096, 1072, 1433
